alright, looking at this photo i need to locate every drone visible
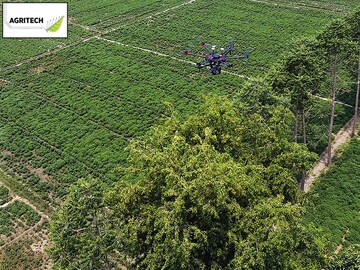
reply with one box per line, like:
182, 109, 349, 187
180, 38, 251, 75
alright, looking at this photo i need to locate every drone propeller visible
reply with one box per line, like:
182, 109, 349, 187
177, 45, 194, 56
193, 35, 214, 53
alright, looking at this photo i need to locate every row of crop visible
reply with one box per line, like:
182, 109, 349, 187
0, 90, 127, 201
0, 153, 57, 203
0, 26, 91, 68
0, 120, 91, 204
105, 0, 338, 76
0, 221, 50, 270
67, 0, 185, 29
0, 200, 40, 244
279, 0, 358, 10
0, 86, 128, 165
0, 186, 10, 205
303, 138, 360, 247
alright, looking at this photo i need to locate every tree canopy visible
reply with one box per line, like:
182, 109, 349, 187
106, 96, 321, 269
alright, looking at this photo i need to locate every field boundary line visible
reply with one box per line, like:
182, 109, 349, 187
0, 218, 46, 251
2, 0, 197, 71
314, 95, 354, 108
95, 37, 253, 81
146, 0, 196, 19
103, 0, 197, 34
2, 35, 95, 70
247, 0, 347, 13
0, 196, 17, 209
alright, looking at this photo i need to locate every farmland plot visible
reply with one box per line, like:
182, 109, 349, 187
303, 139, 360, 248
0, 171, 50, 270
266, 0, 359, 10
0, 23, 92, 68
0, 1, 358, 267
0, 39, 247, 205
106, 0, 339, 76
0, 0, 187, 67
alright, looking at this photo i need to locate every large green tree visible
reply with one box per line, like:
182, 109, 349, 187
315, 15, 358, 165
268, 38, 323, 145
107, 96, 321, 269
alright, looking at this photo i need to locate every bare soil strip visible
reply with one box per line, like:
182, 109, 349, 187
0, 218, 46, 251
0, 171, 49, 250
303, 116, 357, 192
0, 197, 17, 209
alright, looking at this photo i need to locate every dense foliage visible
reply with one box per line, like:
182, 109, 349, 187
50, 96, 324, 269
1, 1, 359, 269
0, 185, 10, 205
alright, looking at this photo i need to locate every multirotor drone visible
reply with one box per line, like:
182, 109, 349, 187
180, 38, 251, 75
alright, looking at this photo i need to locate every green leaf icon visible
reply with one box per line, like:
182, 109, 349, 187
47, 16, 64, 32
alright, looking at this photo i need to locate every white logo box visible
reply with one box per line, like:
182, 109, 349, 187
3, 3, 68, 38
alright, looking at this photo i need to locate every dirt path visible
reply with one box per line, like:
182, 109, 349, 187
0, 196, 18, 209
303, 116, 357, 192
0, 218, 46, 252
0, 170, 50, 249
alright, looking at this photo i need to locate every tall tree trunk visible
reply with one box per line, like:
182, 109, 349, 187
327, 56, 337, 166
294, 110, 298, 142
301, 107, 307, 144
352, 51, 360, 137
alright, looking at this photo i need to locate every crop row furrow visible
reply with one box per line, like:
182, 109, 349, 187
247, 0, 347, 13
0, 115, 100, 178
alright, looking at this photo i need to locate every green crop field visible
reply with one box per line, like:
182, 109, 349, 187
303, 138, 360, 249
0, 0, 358, 268
105, 0, 339, 76
0, 39, 247, 206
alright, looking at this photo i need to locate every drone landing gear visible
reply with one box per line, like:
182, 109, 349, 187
211, 66, 221, 75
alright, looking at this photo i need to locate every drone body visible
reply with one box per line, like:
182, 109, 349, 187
182, 39, 251, 75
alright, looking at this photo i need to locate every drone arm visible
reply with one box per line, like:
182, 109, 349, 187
227, 55, 246, 59
184, 52, 206, 58
196, 61, 210, 68
221, 62, 233, 67
227, 49, 252, 60
223, 40, 234, 55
